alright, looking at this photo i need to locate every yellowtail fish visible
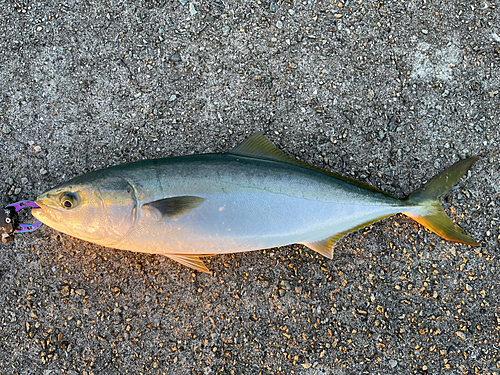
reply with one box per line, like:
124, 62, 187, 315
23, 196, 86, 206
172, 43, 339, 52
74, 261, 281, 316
32, 134, 479, 272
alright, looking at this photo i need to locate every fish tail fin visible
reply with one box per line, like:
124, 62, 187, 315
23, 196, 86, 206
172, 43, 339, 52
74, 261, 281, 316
402, 157, 479, 246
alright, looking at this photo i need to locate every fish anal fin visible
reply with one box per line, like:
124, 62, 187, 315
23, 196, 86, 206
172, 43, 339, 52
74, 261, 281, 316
302, 234, 344, 259
166, 254, 211, 273
231, 133, 396, 198
143, 196, 205, 220
302, 214, 396, 259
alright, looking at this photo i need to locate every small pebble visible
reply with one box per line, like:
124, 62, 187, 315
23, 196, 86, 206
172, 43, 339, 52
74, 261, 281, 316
2, 124, 11, 134
170, 52, 182, 62
222, 25, 231, 37
179, 0, 187, 5
421, 29, 428, 34
21, 177, 28, 185
61, 286, 70, 297
189, 3, 197, 15
270, 0, 276, 12
276, 20, 283, 29
40, 168, 48, 175
389, 359, 397, 368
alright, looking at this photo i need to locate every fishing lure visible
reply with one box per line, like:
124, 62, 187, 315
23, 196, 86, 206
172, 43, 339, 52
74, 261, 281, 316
0, 201, 42, 243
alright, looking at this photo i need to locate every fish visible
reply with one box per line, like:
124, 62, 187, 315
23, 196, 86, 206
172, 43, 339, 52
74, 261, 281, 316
32, 133, 479, 273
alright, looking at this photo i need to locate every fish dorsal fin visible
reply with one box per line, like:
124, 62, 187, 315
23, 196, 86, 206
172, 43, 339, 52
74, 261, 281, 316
230, 132, 299, 164
143, 196, 205, 220
231, 133, 395, 198
166, 254, 211, 273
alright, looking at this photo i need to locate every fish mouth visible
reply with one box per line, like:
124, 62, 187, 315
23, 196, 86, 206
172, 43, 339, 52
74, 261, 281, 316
32, 200, 62, 224
31, 201, 44, 219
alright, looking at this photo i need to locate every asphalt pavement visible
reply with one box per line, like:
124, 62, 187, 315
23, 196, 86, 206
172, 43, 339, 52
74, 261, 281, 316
1, 0, 499, 374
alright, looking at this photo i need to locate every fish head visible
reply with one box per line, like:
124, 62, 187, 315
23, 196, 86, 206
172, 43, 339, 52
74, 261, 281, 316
33, 174, 138, 246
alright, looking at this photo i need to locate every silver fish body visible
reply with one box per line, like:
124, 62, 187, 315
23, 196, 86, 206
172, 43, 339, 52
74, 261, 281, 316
33, 134, 479, 272
106, 154, 408, 254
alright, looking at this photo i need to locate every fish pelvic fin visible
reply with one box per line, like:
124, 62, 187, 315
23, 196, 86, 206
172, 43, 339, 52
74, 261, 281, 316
403, 156, 479, 246
166, 254, 211, 273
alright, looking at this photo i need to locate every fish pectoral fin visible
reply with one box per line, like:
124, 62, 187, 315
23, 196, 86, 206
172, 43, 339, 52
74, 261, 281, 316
166, 254, 211, 273
301, 233, 345, 259
142, 196, 205, 220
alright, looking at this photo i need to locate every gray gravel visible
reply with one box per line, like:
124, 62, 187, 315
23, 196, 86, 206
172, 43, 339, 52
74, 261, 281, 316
1, 0, 499, 374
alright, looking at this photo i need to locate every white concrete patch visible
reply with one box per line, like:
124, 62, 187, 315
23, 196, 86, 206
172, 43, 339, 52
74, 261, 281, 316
410, 42, 460, 82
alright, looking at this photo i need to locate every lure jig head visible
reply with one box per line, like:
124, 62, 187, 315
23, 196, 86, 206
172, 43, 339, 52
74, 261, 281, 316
1, 201, 42, 243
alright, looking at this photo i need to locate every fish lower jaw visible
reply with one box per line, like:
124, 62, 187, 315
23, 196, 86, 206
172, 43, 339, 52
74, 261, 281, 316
31, 207, 45, 222
30, 202, 64, 226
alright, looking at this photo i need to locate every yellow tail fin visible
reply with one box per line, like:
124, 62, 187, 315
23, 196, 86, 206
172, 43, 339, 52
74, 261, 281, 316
403, 157, 479, 246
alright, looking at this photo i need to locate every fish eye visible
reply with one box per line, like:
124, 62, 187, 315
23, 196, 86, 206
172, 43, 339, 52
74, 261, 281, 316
5, 218, 11, 224
60, 192, 78, 209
